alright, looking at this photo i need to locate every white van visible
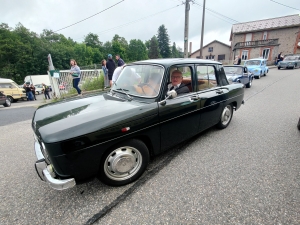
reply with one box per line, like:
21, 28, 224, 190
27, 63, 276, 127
0, 78, 26, 102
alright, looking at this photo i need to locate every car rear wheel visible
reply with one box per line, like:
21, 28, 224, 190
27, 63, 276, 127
246, 78, 252, 88
98, 139, 150, 186
217, 104, 233, 129
278, 67, 281, 70
3, 99, 11, 107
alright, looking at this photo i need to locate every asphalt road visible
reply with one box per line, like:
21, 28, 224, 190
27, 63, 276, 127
0, 68, 299, 225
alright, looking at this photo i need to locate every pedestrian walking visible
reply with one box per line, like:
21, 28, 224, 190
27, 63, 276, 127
23, 82, 34, 101
70, 59, 82, 96
101, 59, 110, 88
116, 54, 125, 67
237, 56, 241, 65
106, 54, 116, 87
42, 83, 51, 99
30, 84, 37, 100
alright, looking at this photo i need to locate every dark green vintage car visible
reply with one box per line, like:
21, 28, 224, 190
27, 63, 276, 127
33, 59, 244, 190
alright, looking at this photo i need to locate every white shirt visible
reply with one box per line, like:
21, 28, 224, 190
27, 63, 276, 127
112, 67, 123, 83
168, 83, 181, 91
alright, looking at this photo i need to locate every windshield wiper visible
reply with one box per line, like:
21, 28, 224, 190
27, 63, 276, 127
115, 88, 133, 101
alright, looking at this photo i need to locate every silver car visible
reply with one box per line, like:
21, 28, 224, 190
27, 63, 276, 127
278, 55, 300, 69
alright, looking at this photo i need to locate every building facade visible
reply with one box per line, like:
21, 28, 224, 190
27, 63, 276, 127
190, 40, 231, 63
230, 14, 300, 65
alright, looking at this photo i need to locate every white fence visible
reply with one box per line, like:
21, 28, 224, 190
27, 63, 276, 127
47, 69, 103, 98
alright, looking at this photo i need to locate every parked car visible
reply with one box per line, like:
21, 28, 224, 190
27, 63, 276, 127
223, 65, 254, 88
244, 58, 268, 79
0, 78, 27, 102
278, 55, 300, 69
34, 84, 44, 95
0, 91, 11, 107
33, 58, 244, 190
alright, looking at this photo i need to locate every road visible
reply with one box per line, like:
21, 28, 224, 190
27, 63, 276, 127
0, 68, 299, 225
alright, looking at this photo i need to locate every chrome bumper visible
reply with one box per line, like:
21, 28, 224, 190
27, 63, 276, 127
34, 140, 76, 190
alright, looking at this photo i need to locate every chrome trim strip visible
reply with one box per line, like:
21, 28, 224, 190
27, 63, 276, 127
35, 141, 44, 161
34, 140, 76, 190
42, 169, 76, 190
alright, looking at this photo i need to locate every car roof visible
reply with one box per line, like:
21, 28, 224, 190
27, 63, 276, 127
224, 65, 245, 67
0, 78, 14, 83
246, 58, 266, 61
131, 58, 222, 66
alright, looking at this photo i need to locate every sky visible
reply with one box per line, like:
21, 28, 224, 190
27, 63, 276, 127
1, 0, 299, 53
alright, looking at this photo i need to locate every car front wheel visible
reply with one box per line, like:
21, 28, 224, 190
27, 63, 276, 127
246, 78, 252, 88
98, 139, 150, 186
3, 99, 11, 107
217, 104, 233, 129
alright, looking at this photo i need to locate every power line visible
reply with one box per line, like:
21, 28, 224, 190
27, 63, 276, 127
54, 0, 125, 32
270, 0, 300, 11
96, 5, 181, 35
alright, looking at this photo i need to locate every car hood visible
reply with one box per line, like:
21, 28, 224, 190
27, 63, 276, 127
246, 65, 260, 69
281, 60, 296, 63
33, 93, 157, 143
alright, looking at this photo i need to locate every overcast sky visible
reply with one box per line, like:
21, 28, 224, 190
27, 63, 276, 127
1, 0, 299, 53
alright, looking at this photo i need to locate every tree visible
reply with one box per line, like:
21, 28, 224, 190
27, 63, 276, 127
171, 42, 179, 58
148, 36, 160, 59
157, 25, 171, 58
127, 39, 148, 62
112, 34, 128, 61
84, 33, 102, 48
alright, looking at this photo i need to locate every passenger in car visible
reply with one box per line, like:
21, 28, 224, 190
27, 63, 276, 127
135, 73, 161, 96
168, 70, 190, 95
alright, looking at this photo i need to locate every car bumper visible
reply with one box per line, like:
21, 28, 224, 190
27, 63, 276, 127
278, 64, 293, 68
34, 140, 76, 190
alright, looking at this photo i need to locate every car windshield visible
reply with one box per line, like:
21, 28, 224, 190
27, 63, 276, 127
111, 65, 165, 98
245, 60, 261, 66
284, 56, 298, 61
224, 67, 243, 75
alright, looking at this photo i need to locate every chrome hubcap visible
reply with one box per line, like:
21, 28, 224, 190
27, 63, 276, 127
221, 105, 232, 126
104, 146, 142, 181
6, 99, 11, 105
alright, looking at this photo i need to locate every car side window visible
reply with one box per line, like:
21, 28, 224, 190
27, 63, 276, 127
216, 65, 229, 86
197, 65, 218, 91
169, 66, 194, 93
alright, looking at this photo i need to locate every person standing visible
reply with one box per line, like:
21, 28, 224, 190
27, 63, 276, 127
237, 56, 241, 65
277, 52, 283, 64
30, 84, 37, 100
70, 59, 82, 96
106, 54, 116, 87
116, 54, 125, 67
23, 82, 34, 101
101, 59, 110, 88
42, 83, 51, 99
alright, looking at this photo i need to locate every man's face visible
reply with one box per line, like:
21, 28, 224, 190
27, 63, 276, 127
171, 72, 183, 86
116, 56, 119, 60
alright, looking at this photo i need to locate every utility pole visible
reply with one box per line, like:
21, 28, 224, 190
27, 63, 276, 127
199, 0, 206, 59
183, 0, 190, 58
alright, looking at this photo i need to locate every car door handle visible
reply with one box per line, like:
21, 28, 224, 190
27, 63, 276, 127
215, 89, 223, 94
190, 95, 200, 101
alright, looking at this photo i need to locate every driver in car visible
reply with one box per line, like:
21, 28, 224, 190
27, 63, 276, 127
168, 70, 189, 95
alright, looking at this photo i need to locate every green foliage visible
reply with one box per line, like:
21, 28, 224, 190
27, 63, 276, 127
0, 23, 181, 85
157, 24, 171, 58
127, 39, 148, 61
148, 36, 161, 59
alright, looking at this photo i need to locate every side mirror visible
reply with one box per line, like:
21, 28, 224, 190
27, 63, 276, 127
159, 90, 177, 106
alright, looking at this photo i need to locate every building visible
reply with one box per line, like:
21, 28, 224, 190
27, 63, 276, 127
189, 40, 231, 63
230, 14, 300, 64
